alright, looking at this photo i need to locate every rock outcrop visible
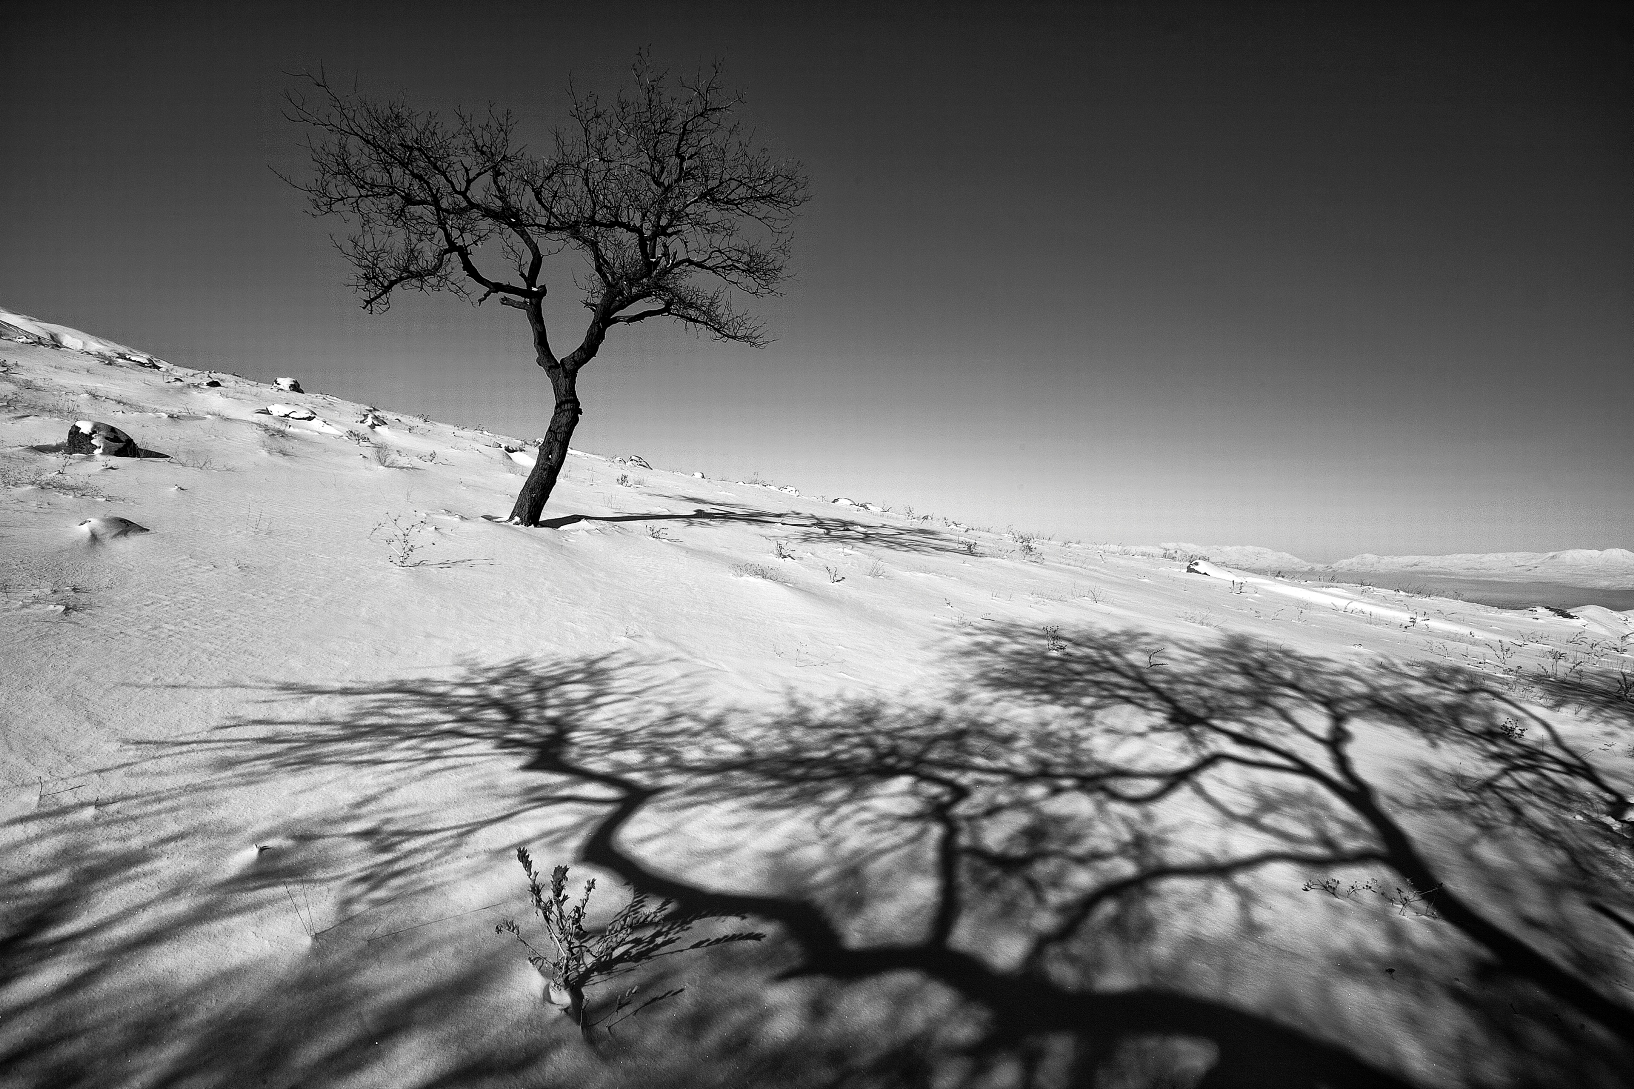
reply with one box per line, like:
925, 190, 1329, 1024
66, 420, 141, 457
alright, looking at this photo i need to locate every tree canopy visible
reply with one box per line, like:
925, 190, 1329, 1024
283, 55, 808, 523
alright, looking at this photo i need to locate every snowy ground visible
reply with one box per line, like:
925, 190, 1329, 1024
3, 313, 1633, 1088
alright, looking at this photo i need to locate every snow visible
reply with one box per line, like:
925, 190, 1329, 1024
3, 310, 1633, 1087
1328, 547, 1634, 584
1162, 539, 1634, 585
0, 305, 162, 365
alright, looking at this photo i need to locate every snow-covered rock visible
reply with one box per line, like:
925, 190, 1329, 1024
627, 455, 651, 469
67, 420, 140, 457
274, 377, 304, 393
78, 516, 149, 541
267, 404, 316, 420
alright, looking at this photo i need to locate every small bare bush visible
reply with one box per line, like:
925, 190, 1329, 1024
732, 562, 787, 584
496, 850, 763, 1038
370, 512, 435, 567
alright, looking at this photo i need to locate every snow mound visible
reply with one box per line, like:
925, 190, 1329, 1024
1570, 605, 1634, 638
78, 516, 149, 542
0, 306, 162, 365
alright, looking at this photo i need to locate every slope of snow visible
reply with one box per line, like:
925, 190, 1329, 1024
3, 314, 1633, 1088
1157, 541, 1315, 570
1, 305, 165, 364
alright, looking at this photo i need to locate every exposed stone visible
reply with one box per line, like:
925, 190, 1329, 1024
66, 421, 140, 457
627, 455, 652, 469
275, 377, 304, 393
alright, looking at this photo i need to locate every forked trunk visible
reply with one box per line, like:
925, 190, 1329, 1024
507, 370, 581, 526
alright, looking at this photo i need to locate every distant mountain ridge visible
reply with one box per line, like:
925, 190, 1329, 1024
1161, 543, 1634, 586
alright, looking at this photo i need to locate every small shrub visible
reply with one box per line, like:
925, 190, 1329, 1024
732, 562, 787, 584
168, 448, 226, 471
866, 559, 886, 579
371, 512, 434, 567
496, 850, 764, 1038
770, 537, 796, 560
824, 565, 846, 583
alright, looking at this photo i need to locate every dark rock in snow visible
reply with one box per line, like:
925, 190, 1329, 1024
203, 379, 221, 387
627, 455, 652, 469
67, 421, 140, 457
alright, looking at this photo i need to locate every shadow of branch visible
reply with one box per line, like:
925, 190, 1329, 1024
8, 629, 1634, 1086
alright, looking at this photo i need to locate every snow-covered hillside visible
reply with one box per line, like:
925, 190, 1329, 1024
4, 311, 1633, 1088
1327, 547, 1634, 585
1159, 538, 1634, 586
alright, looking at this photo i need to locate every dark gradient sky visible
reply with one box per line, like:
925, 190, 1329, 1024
5, 1, 1630, 561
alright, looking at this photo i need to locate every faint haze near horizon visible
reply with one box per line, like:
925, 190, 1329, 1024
3, 1, 1630, 564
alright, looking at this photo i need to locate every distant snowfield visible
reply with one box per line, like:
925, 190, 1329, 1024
3, 309, 1633, 1088
1161, 541, 1634, 589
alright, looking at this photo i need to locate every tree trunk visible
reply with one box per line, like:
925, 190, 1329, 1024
507, 367, 581, 526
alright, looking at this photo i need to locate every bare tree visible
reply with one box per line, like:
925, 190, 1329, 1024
282, 55, 808, 525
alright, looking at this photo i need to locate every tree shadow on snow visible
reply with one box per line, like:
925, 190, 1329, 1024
533, 496, 979, 555
4, 630, 1633, 1087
